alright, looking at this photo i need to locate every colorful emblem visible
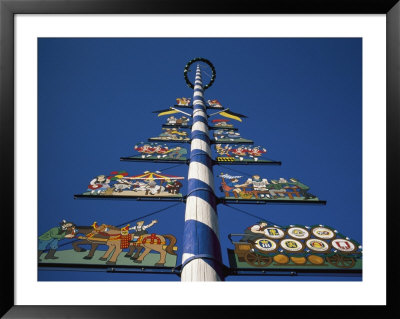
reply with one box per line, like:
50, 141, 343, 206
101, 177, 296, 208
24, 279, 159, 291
255, 238, 277, 252
264, 227, 285, 239
306, 239, 330, 252
287, 227, 310, 239
331, 239, 356, 252
280, 239, 303, 252
312, 227, 335, 239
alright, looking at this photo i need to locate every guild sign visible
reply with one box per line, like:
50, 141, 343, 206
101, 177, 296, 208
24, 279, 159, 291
306, 239, 330, 252
331, 239, 356, 252
264, 227, 285, 239
255, 238, 277, 252
280, 239, 303, 252
312, 227, 335, 239
287, 227, 310, 239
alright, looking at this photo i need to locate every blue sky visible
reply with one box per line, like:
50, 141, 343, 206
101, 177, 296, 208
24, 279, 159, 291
38, 38, 362, 281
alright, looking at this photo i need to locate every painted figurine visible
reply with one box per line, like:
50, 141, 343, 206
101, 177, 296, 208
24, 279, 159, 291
38, 220, 76, 261
87, 175, 111, 195
240, 221, 269, 242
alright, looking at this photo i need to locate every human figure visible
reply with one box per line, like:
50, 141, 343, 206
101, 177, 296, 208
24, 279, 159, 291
176, 97, 191, 106
167, 116, 177, 125
215, 144, 232, 157
268, 180, 287, 198
207, 99, 223, 108
222, 177, 245, 198
248, 146, 267, 161
240, 221, 269, 242
145, 180, 164, 195
176, 116, 189, 126
231, 146, 247, 161
165, 179, 183, 194
127, 220, 158, 260
244, 175, 271, 198
38, 220, 76, 262
154, 145, 169, 158
135, 143, 155, 158
87, 175, 111, 195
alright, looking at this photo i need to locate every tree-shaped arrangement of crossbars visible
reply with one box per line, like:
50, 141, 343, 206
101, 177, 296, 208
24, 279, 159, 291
48, 58, 361, 281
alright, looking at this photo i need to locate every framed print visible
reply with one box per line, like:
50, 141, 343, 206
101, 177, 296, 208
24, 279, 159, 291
1, 0, 398, 317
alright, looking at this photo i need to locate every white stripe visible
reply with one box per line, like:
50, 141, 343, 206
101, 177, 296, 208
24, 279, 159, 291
188, 162, 215, 191
193, 91, 203, 97
192, 109, 207, 118
192, 108, 207, 118
191, 138, 212, 156
181, 260, 221, 281
182, 253, 194, 264
194, 85, 203, 90
193, 100, 204, 105
192, 121, 208, 133
185, 197, 220, 240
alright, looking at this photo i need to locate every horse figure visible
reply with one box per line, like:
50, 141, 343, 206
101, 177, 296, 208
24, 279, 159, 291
130, 233, 177, 266
72, 226, 109, 260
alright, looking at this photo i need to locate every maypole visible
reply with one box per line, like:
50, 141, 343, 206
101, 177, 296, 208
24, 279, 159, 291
181, 63, 223, 281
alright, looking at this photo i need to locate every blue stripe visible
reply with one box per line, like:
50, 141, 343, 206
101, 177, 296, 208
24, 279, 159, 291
194, 88, 204, 93
181, 254, 225, 280
187, 178, 217, 210
193, 115, 208, 124
190, 148, 211, 158
191, 130, 210, 144
193, 96, 204, 102
193, 106, 206, 113
183, 220, 222, 260
190, 149, 213, 168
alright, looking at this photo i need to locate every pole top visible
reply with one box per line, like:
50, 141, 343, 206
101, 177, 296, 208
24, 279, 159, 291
184, 57, 216, 90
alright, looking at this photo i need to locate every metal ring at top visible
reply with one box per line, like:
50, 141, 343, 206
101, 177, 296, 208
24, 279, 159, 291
184, 57, 216, 90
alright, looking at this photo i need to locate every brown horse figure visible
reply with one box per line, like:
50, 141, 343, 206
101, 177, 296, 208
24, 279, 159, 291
72, 226, 109, 259
131, 233, 177, 266
82, 224, 177, 266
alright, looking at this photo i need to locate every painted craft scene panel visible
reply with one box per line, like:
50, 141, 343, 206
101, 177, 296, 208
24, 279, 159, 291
163, 115, 191, 128
228, 221, 362, 271
215, 144, 273, 163
220, 173, 319, 201
208, 119, 238, 131
149, 128, 190, 142
80, 171, 184, 198
122, 142, 188, 162
38, 219, 178, 267
175, 97, 191, 107
213, 129, 253, 144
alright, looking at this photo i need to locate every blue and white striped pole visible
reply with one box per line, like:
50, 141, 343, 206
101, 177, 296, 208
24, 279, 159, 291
181, 65, 223, 281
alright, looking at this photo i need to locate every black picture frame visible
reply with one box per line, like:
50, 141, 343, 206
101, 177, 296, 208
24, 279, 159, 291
1, 0, 398, 317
